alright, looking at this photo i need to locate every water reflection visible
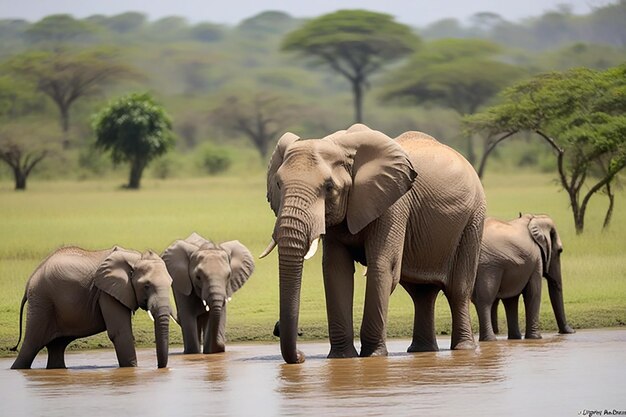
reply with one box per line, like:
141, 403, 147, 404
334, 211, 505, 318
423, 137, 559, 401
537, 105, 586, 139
1, 330, 624, 417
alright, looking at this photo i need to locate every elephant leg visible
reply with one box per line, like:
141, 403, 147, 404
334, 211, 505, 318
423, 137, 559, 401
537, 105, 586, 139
491, 299, 500, 334
360, 261, 394, 357
46, 337, 75, 369
502, 296, 522, 339
11, 306, 53, 369
523, 273, 543, 339
445, 219, 481, 350
473, 269, 501, 342
99, 292, 137, 367
401, 282, 440, 352
322, 237, 358, 358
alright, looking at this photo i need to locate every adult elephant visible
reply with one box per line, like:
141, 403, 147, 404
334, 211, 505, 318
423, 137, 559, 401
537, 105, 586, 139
162, 233, 254, 354
11, 246, 173, 369
260, 124, 486, 363
472, 214, 575, 341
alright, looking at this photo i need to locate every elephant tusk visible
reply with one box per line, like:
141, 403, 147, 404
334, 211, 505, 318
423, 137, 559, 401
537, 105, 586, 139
147, 310, 155, 322
226, 297, 232, 303
259, 239, 277, 259
304, 238, 320, 260
202, 299, 207, 306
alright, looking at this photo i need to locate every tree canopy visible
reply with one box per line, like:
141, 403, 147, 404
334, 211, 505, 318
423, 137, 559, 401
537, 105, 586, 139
465, 64, 626, 233
282, 9, 420, 123
382, 38, 524, 165
93, 92, 174, 189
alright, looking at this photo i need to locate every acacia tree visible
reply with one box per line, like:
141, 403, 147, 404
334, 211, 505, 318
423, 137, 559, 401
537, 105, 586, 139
7, 48, 138, 148
93, 93, 174, 189
282, 10, 419, 123
211, 92, 299, 159
381, 39, 523, 166
465, 65, 626, 233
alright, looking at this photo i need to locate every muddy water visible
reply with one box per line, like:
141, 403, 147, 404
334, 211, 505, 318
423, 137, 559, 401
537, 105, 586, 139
1, 329, 624, 417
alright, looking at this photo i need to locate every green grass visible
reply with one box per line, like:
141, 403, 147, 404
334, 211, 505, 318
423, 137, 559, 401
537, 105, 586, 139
0, 171, 624, 358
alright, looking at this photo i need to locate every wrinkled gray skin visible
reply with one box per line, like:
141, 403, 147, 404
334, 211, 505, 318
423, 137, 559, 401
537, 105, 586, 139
11, 246, 173, 369
162, 233, 255, 354
263, 124, 486, 363
472, 214, 575, 341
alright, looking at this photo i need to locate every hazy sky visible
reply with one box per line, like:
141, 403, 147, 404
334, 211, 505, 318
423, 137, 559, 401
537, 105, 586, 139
0, 0, 614, 26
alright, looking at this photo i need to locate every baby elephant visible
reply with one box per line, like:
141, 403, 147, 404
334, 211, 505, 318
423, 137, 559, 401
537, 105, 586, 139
162, 233, 254, 354
472, 214, 575, 341
11, 246, 174, 369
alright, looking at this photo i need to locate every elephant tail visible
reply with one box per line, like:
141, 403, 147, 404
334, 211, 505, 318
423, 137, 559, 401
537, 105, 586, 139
10, 292, 27, 352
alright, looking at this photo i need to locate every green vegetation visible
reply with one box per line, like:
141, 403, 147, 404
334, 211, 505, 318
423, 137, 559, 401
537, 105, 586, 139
466, 64, 626, 233
0, 171, 624, 357
282, 9, 420, 123
93, 92, 174, 189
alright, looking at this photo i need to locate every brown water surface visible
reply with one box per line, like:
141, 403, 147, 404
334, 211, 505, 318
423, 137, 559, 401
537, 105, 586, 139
1, 329, 624, 417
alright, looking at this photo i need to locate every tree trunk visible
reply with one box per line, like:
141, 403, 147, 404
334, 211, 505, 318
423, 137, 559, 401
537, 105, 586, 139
14, 168, 26, 190
60, 105, 70, 150
466, 135, 476, 167
128, 160, 145, 189
603, 183, 614, 230
352, 78, 363, 124
477, 132, 515, 178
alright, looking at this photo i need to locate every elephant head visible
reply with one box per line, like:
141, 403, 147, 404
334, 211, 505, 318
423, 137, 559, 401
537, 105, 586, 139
261, 124, 417, 363
527, 215, 575, 334
94, 247, 173, 368
162, 233, 255, 352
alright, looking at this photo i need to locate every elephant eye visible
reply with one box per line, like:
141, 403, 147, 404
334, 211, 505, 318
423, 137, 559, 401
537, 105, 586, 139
324, 179, 334, 193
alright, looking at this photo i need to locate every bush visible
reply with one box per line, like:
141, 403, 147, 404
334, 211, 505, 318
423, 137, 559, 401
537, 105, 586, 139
198, 144, 232, 175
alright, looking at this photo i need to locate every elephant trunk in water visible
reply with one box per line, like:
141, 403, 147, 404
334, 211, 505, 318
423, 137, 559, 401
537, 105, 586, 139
546, 254, 574, 334
275, 193, 314, 364
207, 305, 225, 353
149, 298, 171, 368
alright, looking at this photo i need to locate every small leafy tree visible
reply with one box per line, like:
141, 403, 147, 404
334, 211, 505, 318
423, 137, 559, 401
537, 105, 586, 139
282, 10, 419, 123
465, 65, 626, 233
93, 93, 174, 189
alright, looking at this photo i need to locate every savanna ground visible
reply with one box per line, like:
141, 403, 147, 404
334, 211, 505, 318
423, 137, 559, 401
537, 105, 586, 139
0, 169, 624, 357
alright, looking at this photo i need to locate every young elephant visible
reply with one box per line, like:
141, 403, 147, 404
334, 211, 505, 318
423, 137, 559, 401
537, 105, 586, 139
162, 233, 254, 354
472, 214, 575, 341
11, 246, 173, 369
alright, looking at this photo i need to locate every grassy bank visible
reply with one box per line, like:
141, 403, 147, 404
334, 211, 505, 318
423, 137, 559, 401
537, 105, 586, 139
0, 172, 624, 357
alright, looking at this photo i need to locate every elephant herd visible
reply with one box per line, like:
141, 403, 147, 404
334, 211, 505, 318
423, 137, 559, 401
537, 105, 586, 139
9, 124, 574, 369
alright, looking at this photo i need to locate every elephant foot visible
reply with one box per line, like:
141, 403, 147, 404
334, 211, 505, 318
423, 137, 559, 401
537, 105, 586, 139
359, 344, 388, 357
558, 325, 576, 334
508, 333, 522, 340
203, 344, 226, 354
451, 340, 476, 350
525, 333, 542, 340
478, 334, 497, 342
328, 346, 358, 359
183, 348, 201, 354
407, 342, 439, 352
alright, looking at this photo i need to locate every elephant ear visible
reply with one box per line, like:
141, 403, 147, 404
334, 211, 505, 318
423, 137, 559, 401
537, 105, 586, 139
528, 217, 552, 275
162, 239, 198, 296
94, 247, 142, 311
267, 132, 300, 216
333, 128, 418, 235
220, 240, 255, 297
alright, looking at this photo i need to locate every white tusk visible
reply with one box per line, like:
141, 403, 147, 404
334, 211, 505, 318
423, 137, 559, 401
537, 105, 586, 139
202, 299, 207, 307
259, 239, 277, 259
205, 304, 210, 312
226, 297, 232, 303
147, 310, 155, 322
304, 238, 320, 260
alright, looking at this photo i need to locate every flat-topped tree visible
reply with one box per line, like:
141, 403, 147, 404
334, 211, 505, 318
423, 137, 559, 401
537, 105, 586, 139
282, 10, 419, 123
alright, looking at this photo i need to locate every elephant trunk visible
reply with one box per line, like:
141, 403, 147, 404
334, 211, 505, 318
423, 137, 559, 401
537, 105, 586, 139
206, 306, 226, 353
152, 305, 170, 368
546, 256, 574, 334
275, 192, 316, 364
